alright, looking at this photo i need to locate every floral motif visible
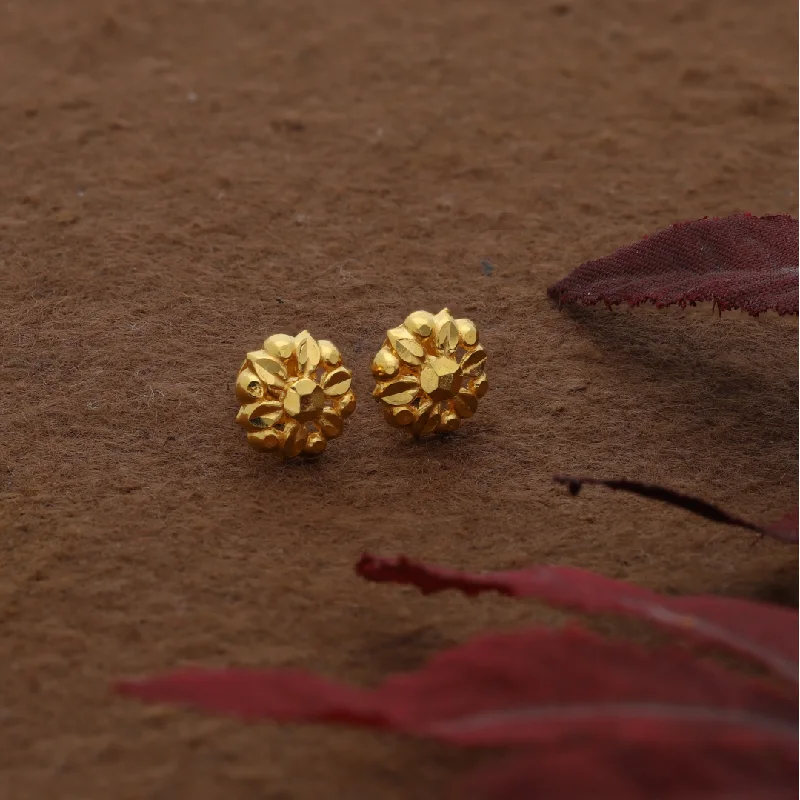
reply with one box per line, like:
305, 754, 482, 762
371, 308, 487, 437
235, 331, 355, 457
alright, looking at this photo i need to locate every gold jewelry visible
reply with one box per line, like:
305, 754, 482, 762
371, 308, 487, 437
235, 331, 355, 457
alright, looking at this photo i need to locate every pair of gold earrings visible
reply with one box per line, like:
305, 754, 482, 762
234, 308, 488, 458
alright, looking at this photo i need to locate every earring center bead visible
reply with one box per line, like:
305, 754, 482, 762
420, 356, 462, 400
283, 377, 325, 422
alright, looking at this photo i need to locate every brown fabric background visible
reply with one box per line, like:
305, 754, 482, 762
0, 1, 797, 798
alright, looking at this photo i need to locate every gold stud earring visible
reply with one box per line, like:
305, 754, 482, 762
371, 308, 487, 437
235, 330, 355, 457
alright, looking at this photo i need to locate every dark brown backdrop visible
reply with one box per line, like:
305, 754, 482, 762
0, 1, 797, 797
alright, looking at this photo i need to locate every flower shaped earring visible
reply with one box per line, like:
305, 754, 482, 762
235, 331, 355, 457
371, 308, 488, 437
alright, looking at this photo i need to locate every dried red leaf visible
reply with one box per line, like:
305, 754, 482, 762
554, 475, 799, 544
452, 738, 799, 800
547, 213, 799, 316
356, 555, 798, 681
116, 626, 796, 749
117, 563, 798, 797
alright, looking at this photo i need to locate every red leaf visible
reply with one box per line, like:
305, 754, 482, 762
452, 738, 799, 800
356, 555, 798, 681
554, 475, 799, 544
547, 213, 799, 316
116, 627, 796, 749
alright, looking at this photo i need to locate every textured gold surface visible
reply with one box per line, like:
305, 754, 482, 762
372, 308, 488, 437
235, 331, 355, 457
